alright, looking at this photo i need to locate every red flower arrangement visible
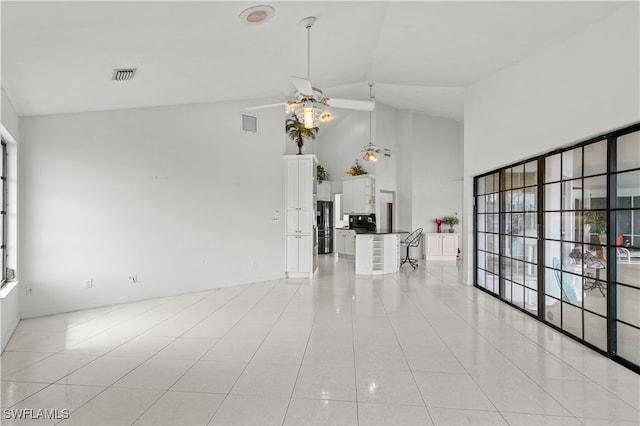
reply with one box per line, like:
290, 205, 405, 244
435, 218, 444, 233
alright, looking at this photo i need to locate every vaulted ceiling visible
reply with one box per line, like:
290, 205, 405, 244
1, 1, 625, 121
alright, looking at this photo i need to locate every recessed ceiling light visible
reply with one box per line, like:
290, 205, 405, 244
239, 5, 275, 25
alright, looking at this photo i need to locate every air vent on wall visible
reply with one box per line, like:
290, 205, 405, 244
112, 68, 137, 81
241, 114, 258, 133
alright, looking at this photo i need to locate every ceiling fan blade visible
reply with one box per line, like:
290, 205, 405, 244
291, 76, 314, 97
326, 98, 375, 111
245, 102, 286, 111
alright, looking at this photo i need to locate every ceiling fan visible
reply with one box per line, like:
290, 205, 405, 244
362, 82, 391, 162
246, 16, 375, 128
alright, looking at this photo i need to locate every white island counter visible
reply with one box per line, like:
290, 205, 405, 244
355, 231, 409, 275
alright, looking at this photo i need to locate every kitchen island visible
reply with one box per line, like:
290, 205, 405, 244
354, 230, 409, 275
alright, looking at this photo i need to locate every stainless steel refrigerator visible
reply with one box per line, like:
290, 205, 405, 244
317, 201, 334, 254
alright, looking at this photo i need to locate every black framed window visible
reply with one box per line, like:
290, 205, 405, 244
474, 123, 640, 373
0, 139, 7, 286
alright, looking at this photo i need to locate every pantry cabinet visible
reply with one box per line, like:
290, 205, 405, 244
285, 155, 318, 278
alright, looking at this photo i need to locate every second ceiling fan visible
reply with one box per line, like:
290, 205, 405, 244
247, 16, 375, 128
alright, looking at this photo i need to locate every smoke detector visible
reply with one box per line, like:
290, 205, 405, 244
239, 5, 275, 25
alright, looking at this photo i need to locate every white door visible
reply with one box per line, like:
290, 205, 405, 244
345, 232, 356, 256
287, 161, 299, 210
286, 210, 299, 234
298, 235, 311, 272
352, 178, 366, 212
442, 235, 458, 257
286, 235, 299, 272
342, 180, 354, 214
426, 235, 443, 256
297, 159, 312, 211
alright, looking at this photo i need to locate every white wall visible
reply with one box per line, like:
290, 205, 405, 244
1, 89, 20, 350
462, 3, 640, 284
411, 114, 463, 236
314, 109, 375, 186
18, 101, 287, 318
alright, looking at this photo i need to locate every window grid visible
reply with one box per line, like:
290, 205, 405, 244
474, 124, 640, 374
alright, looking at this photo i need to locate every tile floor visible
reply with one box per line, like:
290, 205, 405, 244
1, 256, 639, 425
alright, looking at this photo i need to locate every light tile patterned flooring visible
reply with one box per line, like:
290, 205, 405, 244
1, 256, 638, 425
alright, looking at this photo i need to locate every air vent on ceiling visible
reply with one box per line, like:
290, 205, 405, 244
112, 68, 137, 81
241, 114, 258, 133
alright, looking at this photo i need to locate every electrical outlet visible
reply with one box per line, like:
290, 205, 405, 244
128, 274, 138, 284
84, 279, 93, 289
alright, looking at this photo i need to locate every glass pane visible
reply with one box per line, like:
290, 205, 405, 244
512, 164, 524, 189
617, 321, 640, 366
513, 284, 524, 308
513, 261, 525, 285
477, 196, 486, 214
562, 302, 583, 338
477, 215, 486, 232
584, 275, 607, 316
583, 210, 607, 243
545, 240, 561, 268
505, 191, 512, 213
562, 211, 581, 243
617, 130, 640, 173
487, 273, 499, 294
477, 233, 486, 252
584, 311, 607, 350
524, 237, 537, 264
486, 193, 498, 213
477, 249, 486, 270
503, 170, 512, 191
545, 183, 561, 211
583, 176, 607, 209
617, 285, 640, 327
545, 154, 561, 183
525, 213, 537, 235
583, 140, 607, 177
503, 280, 512, 301
525, 263, 537, 287
618, 256, 640, 288
545, 212, 561, 240
545, 267, 561, 298
545, 296, 561, 327
524, 160, 537, 186
511, 189, 524, 212
477, 177, 486, 195
487, 214, 499, 233
512, 213, 524, 235
525, 289, 537, 314
616, 170, 640, 208
486, 173, 498, 193
477, 270, 486, 287
564, 179, 582, 210
562, 147, 582, 180
524, 188, 537, 211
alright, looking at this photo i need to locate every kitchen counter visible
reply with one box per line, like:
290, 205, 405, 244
353, 229, 409, 235
355, 232, 404, 275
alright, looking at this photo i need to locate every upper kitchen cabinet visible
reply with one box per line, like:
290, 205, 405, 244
343, 176, 375, 214
287, 156, 314, 211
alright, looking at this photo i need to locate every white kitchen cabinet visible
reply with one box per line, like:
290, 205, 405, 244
342, 176, 375, 214
355, 233, 400, 275
285, 155, 318, 278
336, 229, 355, 256
286, 209, 312, 234
425, 233, 459, 261
287, 235, 311, 273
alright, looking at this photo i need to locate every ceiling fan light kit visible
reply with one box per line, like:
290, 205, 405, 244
245, 16, 374, 125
